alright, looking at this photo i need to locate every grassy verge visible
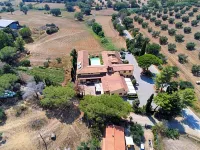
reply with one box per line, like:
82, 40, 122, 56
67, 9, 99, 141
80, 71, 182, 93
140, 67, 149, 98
86, 26, 119, 51
18, 67, 65, 84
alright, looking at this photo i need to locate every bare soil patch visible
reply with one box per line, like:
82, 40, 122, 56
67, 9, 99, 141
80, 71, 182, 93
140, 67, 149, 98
0, 10, 105, 65
0, 103, 90, 150
163, 135, 200, 150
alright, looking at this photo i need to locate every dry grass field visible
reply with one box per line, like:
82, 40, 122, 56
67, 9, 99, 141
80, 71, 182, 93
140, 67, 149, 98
33, 2, 66, 9
0, 102, 90, 150
132, 8, 200, 105
92, 9, 126, 49
0, 10, 105, 66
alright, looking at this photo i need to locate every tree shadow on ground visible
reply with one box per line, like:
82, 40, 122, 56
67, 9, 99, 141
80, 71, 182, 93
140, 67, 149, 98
181, 112, 200, 131
45, 104, 80, 124
140, 75, 154, 84
167, 119, 186, 134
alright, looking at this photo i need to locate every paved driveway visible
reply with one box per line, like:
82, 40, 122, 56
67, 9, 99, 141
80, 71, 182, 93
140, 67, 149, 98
125, 52, 158, 107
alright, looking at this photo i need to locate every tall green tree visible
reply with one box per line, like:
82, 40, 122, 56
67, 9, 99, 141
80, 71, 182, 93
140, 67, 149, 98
40, 84, 75, 108
79, 94, 132, 125
0, 30, 14, 49
0, 46, 16, 63
19, 27, 32, 39
138, 54, 161, 71
155, 66, 174, 91
15, 37, 25, 51
146, 94, 154, 114
154, 89, 196, 117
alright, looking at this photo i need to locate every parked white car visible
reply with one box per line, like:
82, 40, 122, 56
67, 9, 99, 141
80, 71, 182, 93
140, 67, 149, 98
140, 143, 145, 150
196, 81, 200, 85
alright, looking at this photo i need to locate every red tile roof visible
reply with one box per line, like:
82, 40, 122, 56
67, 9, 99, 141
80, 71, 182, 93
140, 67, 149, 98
102, 125, 125, 150
101, 72, 128, 92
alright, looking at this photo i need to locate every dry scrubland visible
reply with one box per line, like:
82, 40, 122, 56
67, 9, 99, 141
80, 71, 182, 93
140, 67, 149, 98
132, 8, 200, 104
0, 103, 90, 150
0, 10, 105, 66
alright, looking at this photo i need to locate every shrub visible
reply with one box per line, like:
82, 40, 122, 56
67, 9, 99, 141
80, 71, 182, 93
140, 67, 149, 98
19, 59, 31, 67
168, 18, 175, 24
101, 38, 109, 44
186, 42, 195, 50
175, 22, 183, 29
162, 15, 168, 21
142, 22, 148, 28
130, 123, 144, 146
194, 32, 200, 40
56, 57, 62, 63
183, 27, 191, 34
185, 6, 190, 11
168, 43, 176, 53
165, 129, 180, 139
46, 26, 59, 34
182, 16, 189, 22
191, 20, 199, 26
150, 17, 156, 22
145, 13, 151, 20
178, 54, 188, 64
19, 27, 32, 38
168, 28, 176, 36
98, 31, 105, 37
43, 61, 49, 68
175, 13, 181, 19
159, 36, 168, 45
160, 24, 168, 30
175, 34, 184, 42
188, 12, 194, 16
155, 20, 162, 26
193, 8, 198, 12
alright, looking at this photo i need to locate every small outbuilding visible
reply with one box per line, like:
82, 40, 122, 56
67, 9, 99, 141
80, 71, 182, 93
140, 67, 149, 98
125, 136, 134, 149
0, 19, 20, 30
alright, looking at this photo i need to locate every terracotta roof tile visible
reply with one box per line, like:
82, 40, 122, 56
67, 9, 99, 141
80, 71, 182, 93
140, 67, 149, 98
103, 125, 125, 150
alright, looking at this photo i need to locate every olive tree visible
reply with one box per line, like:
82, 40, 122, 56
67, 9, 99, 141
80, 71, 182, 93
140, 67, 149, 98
152, 31, 160, 38
182, 16, 189, 22
175, 22, 183, 29
168, 18, 175, 24
168, 43, 176, 53
183, 27, 191, 34
155, 20, 162, 26
138, 18, 144, 24
194, 32, 200, 40
159, 36, 168, 45
142, 22, 149, 28
191, 20, 199, 27
162, 15, 168, 21
188, 12, 194, 17
175, 34, 184, 42
193, 8, 198, 13
157, 13, 162, 18
186, 42, 195, 50
178, 54, 188, 64
150, 17, 156, 22
175, 13, 181, 19
169, 11, 174, 16
168, 28, 176, 36
161, 24, 168, 30
196, 15, 200, 20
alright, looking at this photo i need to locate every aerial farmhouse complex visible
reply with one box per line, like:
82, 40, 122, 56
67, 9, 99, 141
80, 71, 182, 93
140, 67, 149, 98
77, 50, 136, 96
